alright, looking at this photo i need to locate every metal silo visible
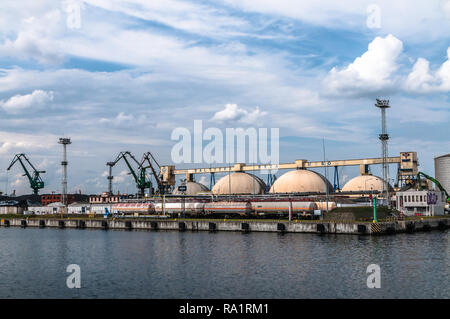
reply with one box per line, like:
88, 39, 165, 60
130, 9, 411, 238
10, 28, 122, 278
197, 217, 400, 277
434, 154, 450, 194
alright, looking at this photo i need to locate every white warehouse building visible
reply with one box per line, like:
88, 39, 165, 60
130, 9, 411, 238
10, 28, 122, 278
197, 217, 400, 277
396, 189, 446, 216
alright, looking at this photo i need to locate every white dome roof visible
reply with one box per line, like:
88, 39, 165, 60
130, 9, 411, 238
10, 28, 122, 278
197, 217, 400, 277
172, 181, 209, 195
212, 172, 266, 195
269, 169, 332, 193
341, 174, 392, 192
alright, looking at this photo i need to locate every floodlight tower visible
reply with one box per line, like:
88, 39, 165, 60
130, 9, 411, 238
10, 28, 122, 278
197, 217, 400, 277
58, 137, 71, 206
375, 99, 390, 208
107, 161, 114, 194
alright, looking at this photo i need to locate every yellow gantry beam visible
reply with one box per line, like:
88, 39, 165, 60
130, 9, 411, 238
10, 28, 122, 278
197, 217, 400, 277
171, 156, 401, 175
160, 152, 418, 184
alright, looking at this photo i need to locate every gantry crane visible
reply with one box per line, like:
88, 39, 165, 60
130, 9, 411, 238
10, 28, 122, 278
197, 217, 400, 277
417, 172, 450, 204
107, 151, 151, 197
139, 151, 170, 195
7, 154, 45, 194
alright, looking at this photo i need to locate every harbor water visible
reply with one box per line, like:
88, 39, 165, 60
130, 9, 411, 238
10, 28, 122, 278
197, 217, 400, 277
0, 227, 448, 298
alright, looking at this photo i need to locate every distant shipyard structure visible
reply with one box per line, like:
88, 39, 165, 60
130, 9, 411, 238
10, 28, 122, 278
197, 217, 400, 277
1, 99, 448, 219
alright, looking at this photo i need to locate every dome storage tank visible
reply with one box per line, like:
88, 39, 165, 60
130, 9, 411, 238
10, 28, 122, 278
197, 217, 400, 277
341, 174, 393, 193
269, 169, 332, 193
212, 172, 266, 195
172, 181, 209, 195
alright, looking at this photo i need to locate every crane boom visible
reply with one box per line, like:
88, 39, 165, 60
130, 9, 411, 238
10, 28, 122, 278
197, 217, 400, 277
140, 151, 167, 194
7, 154, 45, 194
417, 172, 450, 203
108, 151, 151, 197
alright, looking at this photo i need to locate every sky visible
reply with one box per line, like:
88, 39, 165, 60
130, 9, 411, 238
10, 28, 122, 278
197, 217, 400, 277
0, 0, 449, 195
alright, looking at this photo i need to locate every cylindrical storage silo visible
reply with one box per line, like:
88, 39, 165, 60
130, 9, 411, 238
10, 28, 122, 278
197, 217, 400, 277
435, 154, 450, 194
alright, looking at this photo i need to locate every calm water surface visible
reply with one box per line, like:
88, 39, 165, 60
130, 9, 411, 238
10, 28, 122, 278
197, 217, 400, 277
0, 227, 448, 298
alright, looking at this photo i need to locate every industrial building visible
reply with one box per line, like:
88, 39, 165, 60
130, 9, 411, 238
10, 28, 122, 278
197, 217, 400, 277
41, 193, 89, 206
396, 189, 446, 216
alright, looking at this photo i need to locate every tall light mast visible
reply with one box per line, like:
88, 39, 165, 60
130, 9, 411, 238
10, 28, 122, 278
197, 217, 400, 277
58, 138, 71, 207
375, 99, 390, 208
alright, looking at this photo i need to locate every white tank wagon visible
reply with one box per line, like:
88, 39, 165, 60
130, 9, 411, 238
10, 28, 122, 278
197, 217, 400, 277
90, 204, 113, 215
314, 201, 337, 211
251, 201, 317, 215
204, 201, 252, 216
111, 203, 154, 215
154, 202, 205, 215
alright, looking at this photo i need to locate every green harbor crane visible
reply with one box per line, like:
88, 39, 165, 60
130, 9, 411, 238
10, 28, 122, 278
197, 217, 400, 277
139, 151, 170, 195
417, 171, 450, 203
7, 154, 45, 195
108, 151, 151, 197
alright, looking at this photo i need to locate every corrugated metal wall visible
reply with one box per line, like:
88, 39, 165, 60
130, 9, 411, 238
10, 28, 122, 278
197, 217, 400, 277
435, 154, 450, 194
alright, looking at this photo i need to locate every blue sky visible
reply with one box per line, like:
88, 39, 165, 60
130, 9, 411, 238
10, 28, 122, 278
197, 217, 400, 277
0, 0, 449, 195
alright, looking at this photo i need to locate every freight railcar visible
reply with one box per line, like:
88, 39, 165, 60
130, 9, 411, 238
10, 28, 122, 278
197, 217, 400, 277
204, 201, 252, 216
251, 201, 318, 218
111, 203, 154, 215
154, 202, 205, 216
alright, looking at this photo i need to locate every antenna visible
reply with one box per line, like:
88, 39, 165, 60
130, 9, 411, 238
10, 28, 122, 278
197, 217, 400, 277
58, 137, 72, 207
375, 99, 390, 208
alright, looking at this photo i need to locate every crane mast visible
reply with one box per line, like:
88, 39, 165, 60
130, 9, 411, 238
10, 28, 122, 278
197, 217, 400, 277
139, 151, 169, 195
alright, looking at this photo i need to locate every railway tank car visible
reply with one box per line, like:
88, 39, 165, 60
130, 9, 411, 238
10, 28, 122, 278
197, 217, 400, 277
251, 201, 317, 217
154, 202, 205, 216
111, 203, 154, 215
204, 201, 252, 216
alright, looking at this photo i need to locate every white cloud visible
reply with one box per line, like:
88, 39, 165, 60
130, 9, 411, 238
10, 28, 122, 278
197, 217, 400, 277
0, 131, 55, 154
210, 103, 267, 124
324, 34, 403, 95
224, 0, 450, 42
405, 47, 450, 93
0, 89, 54, 113
84, 0, 248, 37
0, 9, 65, 64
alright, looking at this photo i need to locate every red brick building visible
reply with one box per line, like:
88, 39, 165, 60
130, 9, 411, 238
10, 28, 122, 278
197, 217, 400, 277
41, 194, 89, 206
